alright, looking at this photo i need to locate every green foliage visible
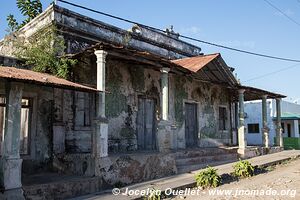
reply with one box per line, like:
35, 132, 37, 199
7, 14, 19, 32
144, 188, 161, 200
14, 26, 77, 79
233, 159, 254, 178
195, 166, 221, 188
7, 0, 43, 32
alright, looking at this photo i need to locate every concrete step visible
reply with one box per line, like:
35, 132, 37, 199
175, 148, 237, 159
177, 158, 239, 174
176, 153, 238, 166
23, 175, 104, 200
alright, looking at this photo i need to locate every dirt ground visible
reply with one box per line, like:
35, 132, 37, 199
173, 158, 300, 200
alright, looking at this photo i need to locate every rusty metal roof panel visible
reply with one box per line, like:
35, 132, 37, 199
171, 53, 220, 72
0, 66, 99, 92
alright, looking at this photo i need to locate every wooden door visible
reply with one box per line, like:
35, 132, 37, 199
287, 124, 291, 137
185, 103, 198, 147
137, 98, 156, 150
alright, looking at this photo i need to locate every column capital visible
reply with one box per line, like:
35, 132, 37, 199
238, 89, 245, 94
94, 50, 108, 60
276, 97, 282, 101
262, 94, 268, 99
161, 67, 170, 73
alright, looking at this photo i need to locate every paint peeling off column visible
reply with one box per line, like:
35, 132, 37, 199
275, 98, 283, 147
261, 95, 269, 148
237, 89, 247, 154
94, 50, 108, 159
0, 81, 25, 199
157, 67, 174, 152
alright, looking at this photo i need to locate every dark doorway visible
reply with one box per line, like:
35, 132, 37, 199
287, 123, 291, 137
185, 103, 198, 147
137, 98, 156, 150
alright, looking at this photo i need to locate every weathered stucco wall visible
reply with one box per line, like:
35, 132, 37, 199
0, 82, 53, 174
170, 74, 232, 148
104, 60, 161, 153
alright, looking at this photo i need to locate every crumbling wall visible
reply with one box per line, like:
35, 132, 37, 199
17, 84, 53, 174
96, 152, 176, 187
170, 74, 232, 148
105, 60, 161, 153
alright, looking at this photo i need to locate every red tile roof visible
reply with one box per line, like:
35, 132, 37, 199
171, 53, 220, 72
0, 66, 98, 92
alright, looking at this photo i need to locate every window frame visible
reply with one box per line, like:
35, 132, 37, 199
247, 123, 260, 134
218, 106, 228, 131
0, 95, 32, 156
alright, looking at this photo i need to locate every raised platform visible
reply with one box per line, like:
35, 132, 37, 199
21, 146, 281, 199
239, 146, 283, 158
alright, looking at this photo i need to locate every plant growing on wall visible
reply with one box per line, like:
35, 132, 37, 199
7, 0, 43, 32
233, 159, 254, 178
13, 26, 77, 79
195, 166, 221, 188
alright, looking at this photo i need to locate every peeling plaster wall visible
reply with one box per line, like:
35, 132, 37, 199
170, 74, 232, 148
0, 83, 54, 174
104, 60, 161, 153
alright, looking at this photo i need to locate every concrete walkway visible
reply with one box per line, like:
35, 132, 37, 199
71, 150, 300, 200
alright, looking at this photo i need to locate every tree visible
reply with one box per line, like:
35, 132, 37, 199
14, 26, 77, 79
7, 0, 43, 32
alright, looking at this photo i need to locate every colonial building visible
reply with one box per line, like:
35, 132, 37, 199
0, 4, 286, 199
245, 99, 300, 147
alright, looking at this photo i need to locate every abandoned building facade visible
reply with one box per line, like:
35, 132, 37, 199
0, 4, 286, 199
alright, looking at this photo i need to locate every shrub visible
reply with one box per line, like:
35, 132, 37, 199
144, 188, 161, 200
233, 159, 254, 178
195, 166, 221, 188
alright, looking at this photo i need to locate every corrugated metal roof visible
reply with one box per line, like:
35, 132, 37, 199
0, 66, 98, 92
171, 53, 220, 72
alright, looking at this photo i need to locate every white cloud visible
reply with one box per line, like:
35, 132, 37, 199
178, 26, 202, 35
274, 9, 295, 17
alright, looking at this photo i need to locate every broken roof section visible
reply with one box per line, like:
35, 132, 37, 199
0, 66, 98, 93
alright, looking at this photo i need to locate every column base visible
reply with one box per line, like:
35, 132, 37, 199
93, 117, 108, 158
157, 120, 174, 153
237, 148, 256, 159
0, 188, 25, 200
0, 157, 22, 190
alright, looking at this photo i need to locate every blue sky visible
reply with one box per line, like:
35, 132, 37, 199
1, 0, 300, 102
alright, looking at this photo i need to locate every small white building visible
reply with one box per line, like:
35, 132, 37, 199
245, 99, 300, 146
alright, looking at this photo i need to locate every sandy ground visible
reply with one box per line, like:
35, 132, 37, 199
173, 159, 300, 200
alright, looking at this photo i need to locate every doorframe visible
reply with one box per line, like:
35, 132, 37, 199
136, 96, 158, 151
183, 100, 200, 148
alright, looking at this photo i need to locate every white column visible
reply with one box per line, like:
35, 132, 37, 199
261, 95, 269, 148
238, 89, 246, 150
0, 82, 23, 190
95, 50, 108, 118
294, 120, 299, 138
94, 50, 108, 159
161, 67, 170, 121
275, 98, 283, 147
